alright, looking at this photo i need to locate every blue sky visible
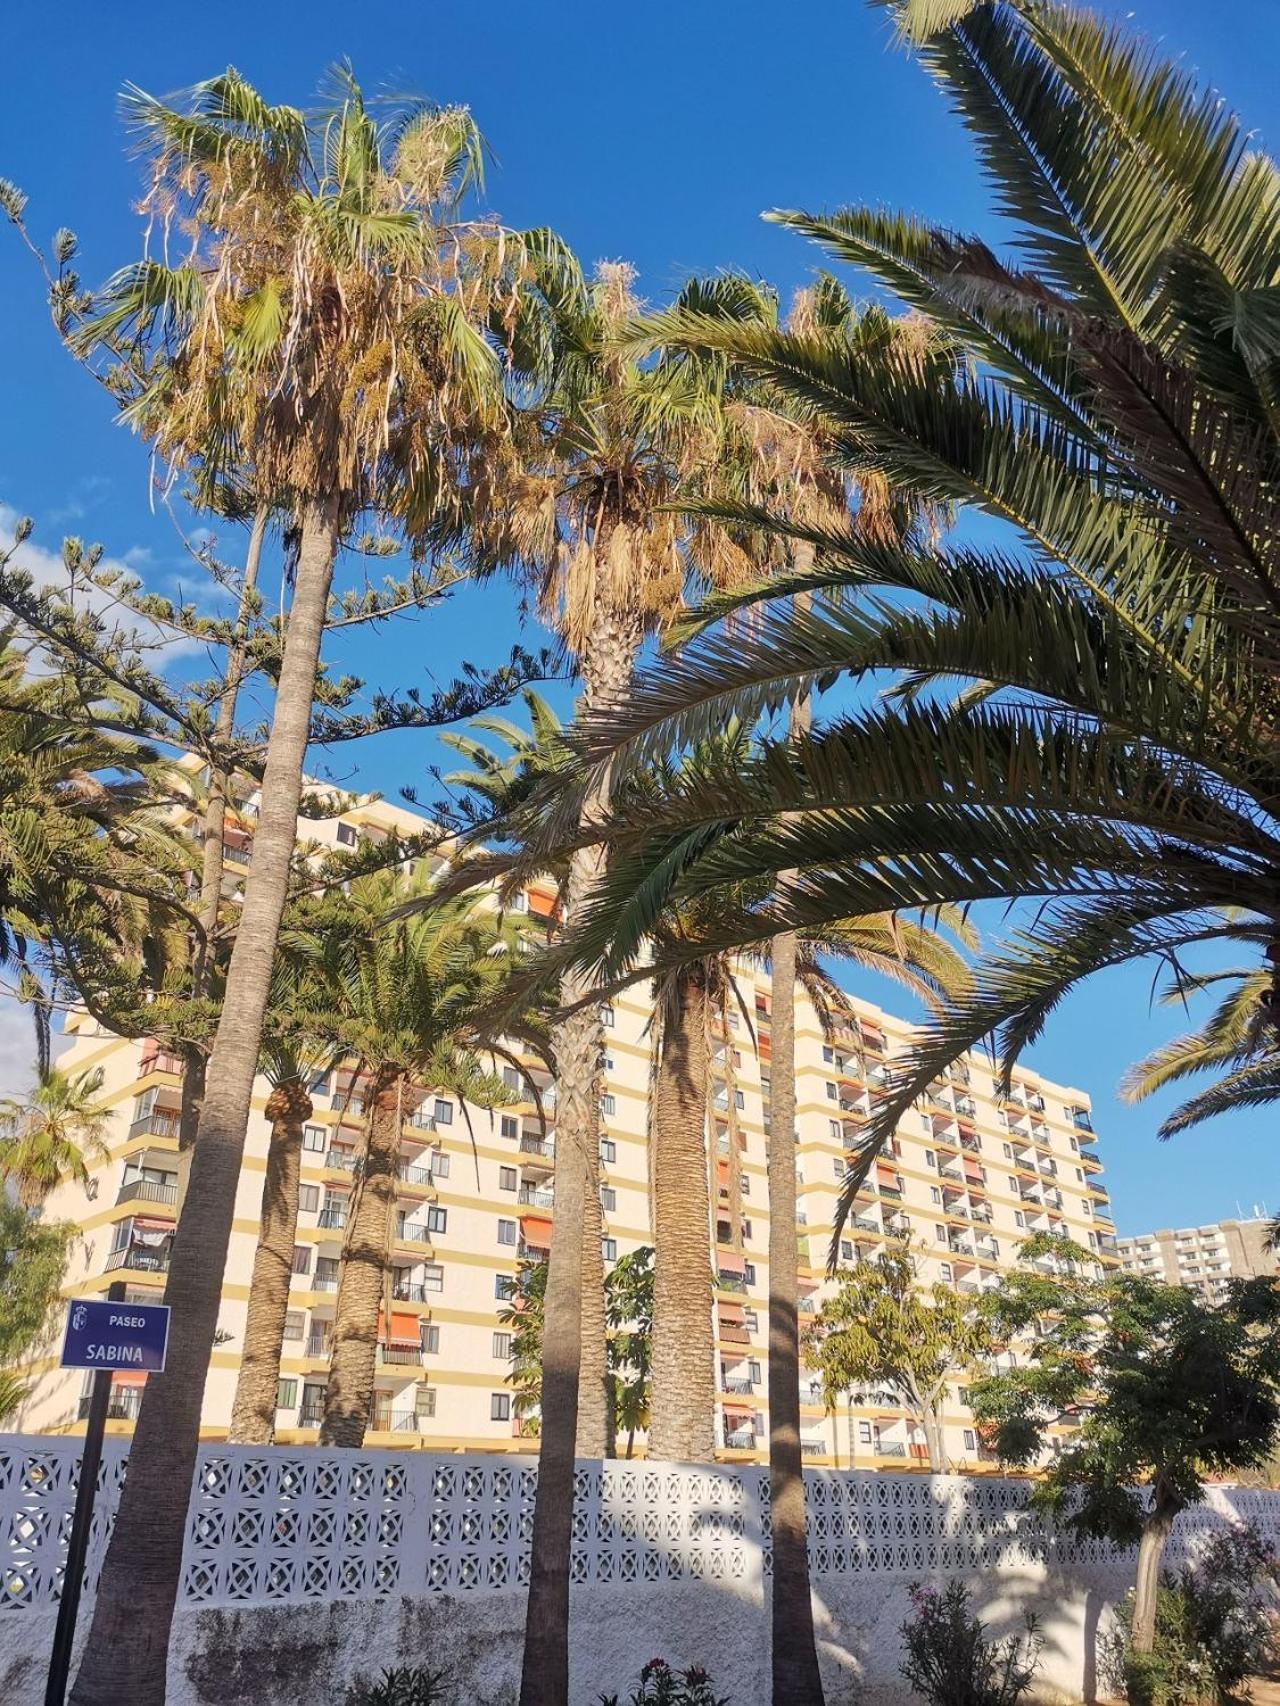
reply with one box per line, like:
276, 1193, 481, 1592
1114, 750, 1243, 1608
2, 0, 1277, 1234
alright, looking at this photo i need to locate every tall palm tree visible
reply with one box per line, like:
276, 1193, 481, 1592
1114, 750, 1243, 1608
304, 868, 544, 1448
525, 0, 1280, 1267
67, 70, 550, 1706
0, 1066, 110, 1207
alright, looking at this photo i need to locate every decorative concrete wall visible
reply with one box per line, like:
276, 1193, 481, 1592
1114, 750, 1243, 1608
2, 1435, 1276, 1704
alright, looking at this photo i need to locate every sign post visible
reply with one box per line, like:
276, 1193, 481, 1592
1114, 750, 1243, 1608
45, 1285, 170, 1706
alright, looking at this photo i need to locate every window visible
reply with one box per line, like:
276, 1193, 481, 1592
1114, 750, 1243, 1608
743, 1262, 757, 1286
302, 1125, 327, 1152
599, 1138, 616, 1164
500, 1115, 519, 1141
491, 1392, 512, 1422
276, 1379, 298, 1410
416, 1387, 437, 1417
935, 1224, 947, 1243
497, 1219, 517, 1246
1082, 1200, 1092, 1217
741, 1219, 753, 1240
422, 1324, 440, 1354
600, 1004, 615, 1027
1069, 1135, 1079, 1152
600, 1093, 616, 1116
840, 1239, 854, 1261
744, 1309, 759, 1332
509, 890, 528, 913
987, 1238, 1000, 1256
1002, 1142, 1013, 1159
282, 1310, 305, 1342
1015, 1211, 1025, 1228
493, 1332, 513, 1359
925, 1150, 936, 1168
502, 1066, 521, 1091
423, 1263, 444, 1293
829, 1119, 842, 1140
930, 1186, 941, 1204
315, 1256, 339, 1288
495, 1274, 515, 1300
432, 1151, 450, 1178
825, 1082, 838, 1101
1076, 1167, 1084, 1182
291, 1245, 312, 1276
745, 1360, 761, 1385
963, 1428, 977, 1451
600, 1186, 617, 1212
298, 1184, 320, 1214
308, 1070, 331, 1097
602, 1237, 617, 1262
425, 1206, 447, 1235
603, 1052, 615, 1072
336, 821, 357, 846
822, 1045, 834, 1063
498, 1166, 517, 1192
833, 1158, 846, 1179
858, 1421, 873, 1445
734, 1089, 745, 1110
433, 1098, 453, 1126
940, 1262, 952, 1282
740, 1174, 750, 1196
1007, 1176, 1018, 1192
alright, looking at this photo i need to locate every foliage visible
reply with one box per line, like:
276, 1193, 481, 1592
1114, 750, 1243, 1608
970, 1244, 1280, 1536
598, 1658, 730, 1706
1101, 1526, 1279, 1706
0, 1066, 111, 1206
900, 1581, 1042, 1706
0, 1197, 74, 1407
342, 1667, 449, 1706
804, 1240, 995, 1464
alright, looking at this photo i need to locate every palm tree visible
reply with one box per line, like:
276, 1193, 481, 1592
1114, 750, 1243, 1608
0, 1066, 110, 1207
524, 0, 1280, 1265
67, 70, 548, 1706
303, 868, 543, 1449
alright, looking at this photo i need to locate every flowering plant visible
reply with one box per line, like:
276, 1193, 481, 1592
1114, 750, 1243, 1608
901, 1580, 1043, 1706
598, 1657, 730, 1705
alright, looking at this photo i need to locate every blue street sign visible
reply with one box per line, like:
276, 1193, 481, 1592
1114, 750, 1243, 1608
60, 1299, 170, 1373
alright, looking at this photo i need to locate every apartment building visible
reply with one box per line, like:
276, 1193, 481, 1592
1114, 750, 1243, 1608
1116, 1216, 1277, 1304
16, 791, 1119, 1469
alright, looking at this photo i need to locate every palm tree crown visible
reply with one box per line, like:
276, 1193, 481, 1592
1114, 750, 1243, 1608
0, 1065, 110, 1207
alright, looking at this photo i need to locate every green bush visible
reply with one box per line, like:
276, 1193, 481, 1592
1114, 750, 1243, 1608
598, 1658, 730, 1705
343, 1666, 449, 1706
900, 1581, 1043, 1706
1102, 1523, 1278, 1706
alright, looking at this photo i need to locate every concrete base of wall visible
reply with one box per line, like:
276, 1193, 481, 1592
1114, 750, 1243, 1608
2, 1566, 1131, 1705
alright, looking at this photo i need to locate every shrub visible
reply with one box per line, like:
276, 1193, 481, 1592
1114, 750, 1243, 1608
598, 1657, 731, 1706
1103, 1523, 1278, 1706
343, 1667, 449, 1706
900, 1581, 1043, 1706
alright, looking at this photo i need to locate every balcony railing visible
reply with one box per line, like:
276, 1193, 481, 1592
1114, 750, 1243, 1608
875, 1441, 907, 1458
318, 1207, 348, 1230
137, 1050, 183, 1079
78, 1387, 143, 1422
398, 1162, 435, 1190
378, 1343, 423, 1367
104, 1244, 170, 1274
298, 1403, 325, 1428
718, 1322, 750, 1345
723, 1427, 757, 1449
721, 1376, 754, 1395
115, 1178, 178, 1208
396, 1224, 433, 1245
305, 1334, 331, 1358
716, 1273, 748, 1293
392, 1282, 430, 1304
127, 1111, 181, 1143
369, 1409, 423, 1434
324, 1149, 358, 1172
519, 1135, 554, 1161
800, 1441, 826, 1458
1071, 1109, 1094, 1132
517, 1186, 555, 1208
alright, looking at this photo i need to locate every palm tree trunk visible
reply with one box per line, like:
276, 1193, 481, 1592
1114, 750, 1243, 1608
1132, 1487, 1182, 1654
577, 1180, 610, 1456
179, 502, 269, 1157
321, 1070, 401, 1449
767, 924, 825, 1706
649, 967, 716, 1463
227, 1083, 312, 1443
518, 590, 641, 1706
68, 493, 340, 1706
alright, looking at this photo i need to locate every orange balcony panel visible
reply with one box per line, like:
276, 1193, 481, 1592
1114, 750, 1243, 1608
527, 889, 557, 920
520, 1213, 553, 1248
377, 1309, 421, 1344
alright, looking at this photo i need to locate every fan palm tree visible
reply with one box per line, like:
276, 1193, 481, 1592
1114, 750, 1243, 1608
67, 68, 557, 1706
300, 867, 545, 1448
523, 0, 1280, 1270
0, 1066, 110, 1207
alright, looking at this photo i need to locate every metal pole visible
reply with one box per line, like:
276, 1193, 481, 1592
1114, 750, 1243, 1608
45, 1280, 125, 1706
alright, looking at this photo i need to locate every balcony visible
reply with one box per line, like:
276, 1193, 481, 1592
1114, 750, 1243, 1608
396, 1224, 433, 1246
853, 1215, 881, 1235
78, 1386, 143, 1422
392, 1282, 430, 1304
800, 1441, 826, 1459
716, 1273, 748, 1294
519, 1135, 554, 1160
721, 1376, 754, 1395
324, 1148, 359, 1173
378, 1343, 423, 1367
298, 1402, 325, 1429
517, 1185, 555, 1209
398, 1162, 435, 1191
318, 1206, 348, 1231
104, 1243, 170, 1275
369, 1409, 423, 1434
115, 1178, 178, 1209
137, 1049, 183, 1080
875, 1441, 908, 1458
1071, 1109, 1094, 1133
723, 1427, 757, 1450
305, 1334, 331, 1358
718, 1321, 751, 1346
127, 1110, 181, 1143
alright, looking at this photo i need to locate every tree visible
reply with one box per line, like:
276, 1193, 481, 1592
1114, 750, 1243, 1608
504, 0, 1280, 1261
0, 1066, 110, 1208
63, 70, 553, 1706
804, 1240, 994, 1470
969, 1236, 1280, 1654
0, 1197, 75, 1418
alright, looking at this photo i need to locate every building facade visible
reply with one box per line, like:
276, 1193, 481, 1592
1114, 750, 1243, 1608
1115, 1216, 1277, 1303
16, 795, 1120, 1469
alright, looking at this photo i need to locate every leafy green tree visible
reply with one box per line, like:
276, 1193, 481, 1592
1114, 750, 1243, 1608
0, 1066, 111, 1208
969, 1237, 1280, 1655
804, 1240, 994, 1469
0, 1199, 75, 1420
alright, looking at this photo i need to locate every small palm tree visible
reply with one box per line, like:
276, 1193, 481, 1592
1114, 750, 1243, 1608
1119, 968, 1276, 1138
0, 1066, 110, 1208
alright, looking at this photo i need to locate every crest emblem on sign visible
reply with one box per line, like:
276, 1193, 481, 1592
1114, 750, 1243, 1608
71, 1305, 87, 1332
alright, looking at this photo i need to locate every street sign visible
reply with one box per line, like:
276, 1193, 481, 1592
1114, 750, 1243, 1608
59, 1298, 170, 1373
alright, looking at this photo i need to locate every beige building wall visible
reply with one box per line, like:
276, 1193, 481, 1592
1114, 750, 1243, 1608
16, 795, 1118, 1469
1116, 1215, 1277, 1303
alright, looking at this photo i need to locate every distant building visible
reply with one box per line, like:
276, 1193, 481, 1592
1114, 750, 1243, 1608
1115, 1217, 1277, 1303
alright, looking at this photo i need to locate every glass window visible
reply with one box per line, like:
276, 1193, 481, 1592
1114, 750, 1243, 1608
433, 1099, 453, 1126
315, 1255, 339, 1287
741, 1219, 752, 1240
490, 1392, 511, 1421
600, 1186, 616, 1212
734, 1089, 745, 1110
599, 1139, 616, 1164
748, 1360, 762, 1384
600, 1094, 616, 1116
499, 1166, 517, 1192
495, 1274, 515, 1300
1015, 1211, 1025, 1228
430, 1150, 449, 1178
744, 1309, 758, 1331
925, 1150, 936, 1168
840, 1240, 853, 1261
930, 1186, 941, 1204
308, 1070, 331, 1097
416, 1386, 437, 1417
276, 1378, 298, 1410
825, 1082, 838, 1100
500, 1115, 519, 1141
282, 1310, 305, 1341
492, 1331, 513, 1358
497, 1219, 517, 1246
741, 1175, 750, 1196
302, 1125, 327, 1152
297, 1184, 320, 1214
858, 1422, 873, 1445
963, 1428, 976, 1451
291, 1245, 312, 1276
743, 1263, 756, 1286
427, 1206, 448, 1234
336, 822, 357, 845
600, 1004, 615, 1027
935, 1224, 947, 1242
602, 1237, 617, 1262
422, 1324, 440, 1354
829, 1119, 842, 1140
423, 1264, 444, 1292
